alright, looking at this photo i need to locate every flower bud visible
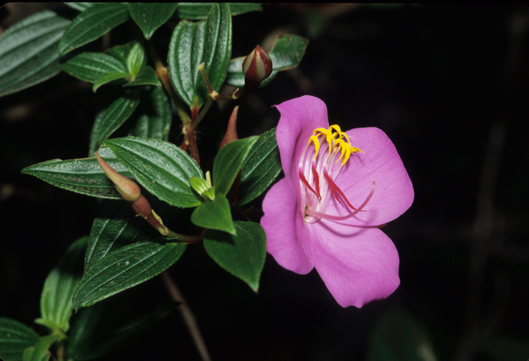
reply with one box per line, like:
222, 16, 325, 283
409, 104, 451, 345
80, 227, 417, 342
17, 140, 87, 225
220, 106, 239, 148
95, 152, 141, 202
242, 45, 273, 89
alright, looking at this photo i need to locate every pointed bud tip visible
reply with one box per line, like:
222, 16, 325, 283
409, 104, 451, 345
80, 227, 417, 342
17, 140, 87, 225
95, 152, 141, 202
242, 45, 273, 87
220, 106, 239, 148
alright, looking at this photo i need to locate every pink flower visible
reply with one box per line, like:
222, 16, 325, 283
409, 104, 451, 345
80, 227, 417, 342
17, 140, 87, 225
261, 96, 414, 308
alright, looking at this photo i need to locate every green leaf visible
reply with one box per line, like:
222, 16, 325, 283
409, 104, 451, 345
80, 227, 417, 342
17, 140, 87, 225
64, 3, 98, 12
66, 298, 173, 360
0, 318, 39, 361
130, 86, 172, 141
177, 3, 262, 20
226, 34, 309, 88
128, 3, 178, 40
104, 137, 203, 208
367, 309, 437, 361
92, 72, 130, 92
124, 66, 160, 87
213, 136, 258, 197
85, 199, 159, 272
58, 3, 130, 56
0, 11, 70, 97
89, 90, 141, 155
59, 52, 128, 83
191, 195, 235, 235
106, 41, 145, 67
204, 221, 266, 292
126, 42, 145, 76
35, 237, 88, 334
73, 241, 186, 309
238, 128, 281, 205
21, 146, 132, 200
168, 3, 231, 107
190, 177, 212, 197
22, 334, 59, 361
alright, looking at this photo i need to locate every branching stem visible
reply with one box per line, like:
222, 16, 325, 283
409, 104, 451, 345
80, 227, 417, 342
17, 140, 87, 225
161, 271, 211, 361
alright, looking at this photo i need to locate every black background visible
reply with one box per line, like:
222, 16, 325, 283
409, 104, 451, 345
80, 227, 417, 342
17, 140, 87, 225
1, 4, 528, 361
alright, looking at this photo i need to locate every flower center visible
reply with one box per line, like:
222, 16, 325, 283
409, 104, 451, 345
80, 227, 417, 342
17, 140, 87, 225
298, 125, 375, 223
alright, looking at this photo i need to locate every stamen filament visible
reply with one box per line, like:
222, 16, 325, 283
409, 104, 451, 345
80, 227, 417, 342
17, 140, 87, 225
311, 164, 321, 200
304, 180, 375, 221
299, 170, 320, 200
323, 171, 357, 210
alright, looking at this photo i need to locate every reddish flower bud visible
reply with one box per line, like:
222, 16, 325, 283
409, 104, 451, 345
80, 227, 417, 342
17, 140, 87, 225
95, 152, 141, 202
242, 45, 273, 88
220, 106, 239, 148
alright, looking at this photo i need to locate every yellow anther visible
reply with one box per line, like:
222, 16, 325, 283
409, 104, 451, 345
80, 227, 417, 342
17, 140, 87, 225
309, 135, 321, 160
308, 124, 363, 166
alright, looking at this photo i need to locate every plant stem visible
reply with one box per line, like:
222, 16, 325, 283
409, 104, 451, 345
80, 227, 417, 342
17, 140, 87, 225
56, 343, 64, 361
166, 229, 203, 244
161, 271, 211, 361
191, 97, 215, 128
185, 126, 200, 165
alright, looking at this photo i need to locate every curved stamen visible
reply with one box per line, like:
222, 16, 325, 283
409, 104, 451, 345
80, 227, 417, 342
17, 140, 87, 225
299, 170, 320, 200
304, 180, 375, 221
311, 163, 321, 200
323, 171, 357, 210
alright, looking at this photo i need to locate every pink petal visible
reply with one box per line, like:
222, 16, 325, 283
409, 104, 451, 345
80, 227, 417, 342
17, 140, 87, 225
308, 219, 400, 308
329, 127, 414, 226
274, 96, 329, 182
261, 178, 313, 274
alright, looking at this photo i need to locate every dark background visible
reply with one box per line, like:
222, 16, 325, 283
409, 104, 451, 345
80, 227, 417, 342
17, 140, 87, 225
1, 3, 528, 361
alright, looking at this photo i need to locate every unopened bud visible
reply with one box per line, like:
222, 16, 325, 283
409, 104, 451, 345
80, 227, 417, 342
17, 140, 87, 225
242, 45, 273, 89
95, 152, 141, 202
220, 106, 239, 148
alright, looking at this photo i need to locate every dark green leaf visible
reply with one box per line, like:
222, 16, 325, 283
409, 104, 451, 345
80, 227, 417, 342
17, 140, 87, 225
226, 34, 309, 87
367, 309, 437, 361
104, 137, 203, 208
168, 3, 231, 107
177, 3, 262, 20
21, 146, 132, 200
84, 199, 159, 272
0, 11, 70, 97
35, 237, 87, 334
92, 72, 130, 92
128, 3, 178, 40
59, 52, 128, 83
213, 136, 258, 197
239, 128, 281, 205
66, 298, 173, 361
124, 66, 160, 87
22, 334, 59, 361
191, 195, 235, 235
89, 90, 141, 155
0, 318, 39, 361
73, 241, 186, 309
130, 86, 172, 141
58, 3, 130, 56
204, 221, 266, 292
